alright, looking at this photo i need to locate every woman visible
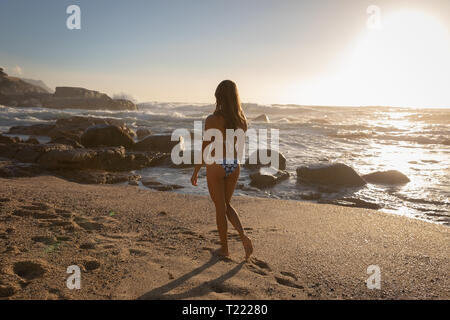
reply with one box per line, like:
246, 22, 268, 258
191, 80, 253, 260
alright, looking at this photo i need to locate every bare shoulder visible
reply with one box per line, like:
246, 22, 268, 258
205, 113, 224, 130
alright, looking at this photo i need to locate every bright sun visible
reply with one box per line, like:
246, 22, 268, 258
288, 10, 450, 107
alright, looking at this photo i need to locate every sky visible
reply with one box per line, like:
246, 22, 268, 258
0, 0, 449, 107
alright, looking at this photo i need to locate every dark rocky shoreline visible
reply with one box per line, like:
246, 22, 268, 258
0, 114, 412, 211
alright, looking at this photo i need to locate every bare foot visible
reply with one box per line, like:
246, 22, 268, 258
214, 247, 230, 259
242, 235, 253, 260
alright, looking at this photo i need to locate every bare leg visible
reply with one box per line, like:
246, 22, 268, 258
206, 164, 229, 257
224, 166, 253, 259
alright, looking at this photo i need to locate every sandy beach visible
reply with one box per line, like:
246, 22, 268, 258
0, 176, 448, 300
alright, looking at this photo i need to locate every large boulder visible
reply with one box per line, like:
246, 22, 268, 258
80, 124, 135, 148
296, 163, 366, 187
133, 134, 184, 153
55, 116, 136, 138
0, 143, 73, 163
250, 167, 289, 189
362, 170, 410, 185
8, 124, 57, 136
245, 149, 287, 171
37, 146, 164, 172
136, 128, 152, 140
0, 159, 43, 178
0, 134, 21, 144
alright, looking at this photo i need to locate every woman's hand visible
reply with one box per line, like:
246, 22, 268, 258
191, 171, 198, 186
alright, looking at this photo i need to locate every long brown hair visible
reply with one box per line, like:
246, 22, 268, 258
214, 80, 248, 131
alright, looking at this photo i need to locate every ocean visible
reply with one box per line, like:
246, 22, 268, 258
0, 103, 449, 226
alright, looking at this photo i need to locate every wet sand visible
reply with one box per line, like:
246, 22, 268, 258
0, 176, 448, 299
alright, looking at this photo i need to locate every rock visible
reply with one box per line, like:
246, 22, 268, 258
362, 170, 410, 185
8, 124, 57, 136
245, 149, 287, 171
133, 134, 184, 153
300, 192, 322, 200
0, 160, 43, 178
48, 136, 83, 148
136, 128, 152, 140
53, 169, 140, 185
81, 124, 135, 148
0, 69, 49, 99
320, 198, 381, 210
43, 87, 137, 111
0, 143, 74, 163
253, 114, 270, 123
442, 139, 450, 146
55, 116, 136, 138
25, 137, 39, 144
250, 167, 289, 189
296, 163, 366, 187
0, 134, 21, 144
141, 178, 184, 191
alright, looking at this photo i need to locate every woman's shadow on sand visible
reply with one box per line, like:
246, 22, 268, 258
137, 255, 245, 300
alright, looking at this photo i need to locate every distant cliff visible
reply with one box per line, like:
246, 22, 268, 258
0, 68, 137, 111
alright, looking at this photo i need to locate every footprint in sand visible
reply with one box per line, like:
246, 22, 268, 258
13, 260, 48, 281
0, 282, 20, 298
31, 236, 57, 246
129, 248, 150, 256
13, 209, 57, 220
250, 257, 272, 271
274, 276, 304, 290
83, 259, 101, 271
79, 242, 96, 250
280, 271, 298, 281
246, 263, 268, 276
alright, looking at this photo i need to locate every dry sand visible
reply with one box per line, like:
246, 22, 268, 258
0, 176, 448, 300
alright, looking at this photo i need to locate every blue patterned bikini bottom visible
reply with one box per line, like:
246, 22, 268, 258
217, 159, 239, 177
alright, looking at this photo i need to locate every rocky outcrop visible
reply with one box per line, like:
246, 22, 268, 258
53, 169, 141, 185
1, 69, 136, 111
42, 87, 137, 111
80, 124, 135, 148
0, 141, 165, 172
0, 134, 21, 144
245, 149, 287, 171
133, 135, 184, 153
250, 167, 289, 189
253, 114, 270, 123
362, 170, 410, 185
136, 128, 152, 140
0, 68, 51, 107
0, 159, 43, 178
8, 116, 136, 140
297, 163, 366, 187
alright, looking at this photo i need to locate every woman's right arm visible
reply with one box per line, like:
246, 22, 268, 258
191, 115, 215, 186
